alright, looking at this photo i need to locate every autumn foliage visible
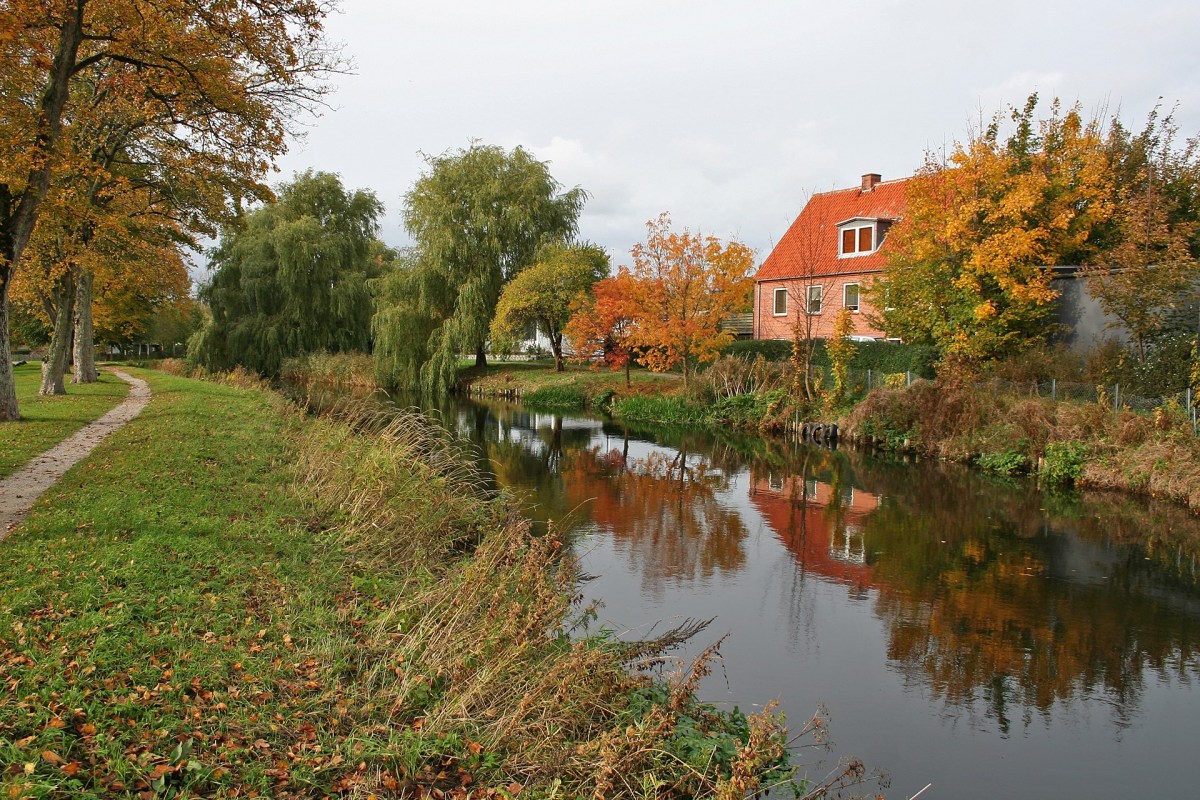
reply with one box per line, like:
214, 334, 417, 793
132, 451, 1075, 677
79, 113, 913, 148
877, 97, 1114, 367
569, 214, 753, 385
565, 269, 640, 384
0, 0, 338, 417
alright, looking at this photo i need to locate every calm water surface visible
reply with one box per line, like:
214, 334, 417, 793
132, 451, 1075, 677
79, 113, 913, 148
405, 394, 1200, 799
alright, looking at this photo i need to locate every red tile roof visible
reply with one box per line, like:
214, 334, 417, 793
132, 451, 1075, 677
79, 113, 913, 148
755, 176, 910, 282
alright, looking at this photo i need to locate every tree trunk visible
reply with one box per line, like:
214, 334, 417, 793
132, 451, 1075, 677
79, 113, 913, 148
72, 270, 96, 383
551, 333, 564, 372
39, 272, 75, 396
0, 10, 86, 419
625, 357, 631, 387
0, 274, 18, 420
475, 344, 487, 369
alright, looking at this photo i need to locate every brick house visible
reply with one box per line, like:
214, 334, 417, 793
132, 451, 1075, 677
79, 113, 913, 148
754, 173, 909, 341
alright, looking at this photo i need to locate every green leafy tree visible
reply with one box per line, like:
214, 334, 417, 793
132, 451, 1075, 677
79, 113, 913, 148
191, 171, 384, 376
373, 143, 586, 393
490, 243, 609, 371
1086, 108, 1200, 363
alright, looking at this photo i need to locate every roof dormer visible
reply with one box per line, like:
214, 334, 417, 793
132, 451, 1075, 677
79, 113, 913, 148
836, 217, 894, 258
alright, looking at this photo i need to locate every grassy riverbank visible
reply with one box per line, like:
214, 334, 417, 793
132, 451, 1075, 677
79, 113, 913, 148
461, 359, 1200, 514
458, 361, 676, 408
286, 351, 1200, 513
0, 367, 794, 798
0, 363, 130, 478
844, 378, 1200, 512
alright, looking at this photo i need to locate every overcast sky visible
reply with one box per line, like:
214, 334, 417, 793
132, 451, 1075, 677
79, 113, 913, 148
267, 0, 1200, 271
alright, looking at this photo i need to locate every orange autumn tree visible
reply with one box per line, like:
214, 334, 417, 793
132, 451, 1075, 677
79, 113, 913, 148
565, 268, 639, 385
622, 213, 754, 385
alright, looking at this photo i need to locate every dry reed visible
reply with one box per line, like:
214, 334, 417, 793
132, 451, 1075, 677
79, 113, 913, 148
289, 401, 799, 797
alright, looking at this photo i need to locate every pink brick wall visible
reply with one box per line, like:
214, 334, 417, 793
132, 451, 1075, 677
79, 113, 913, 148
754, 275, 888, 341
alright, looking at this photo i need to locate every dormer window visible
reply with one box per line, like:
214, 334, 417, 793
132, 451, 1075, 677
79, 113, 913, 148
840, 226, 873, 255
837, 217, 892, 258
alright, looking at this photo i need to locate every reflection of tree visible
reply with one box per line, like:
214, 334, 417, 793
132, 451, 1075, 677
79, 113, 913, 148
857, 466, 1200, 734
562, 439, 749, 591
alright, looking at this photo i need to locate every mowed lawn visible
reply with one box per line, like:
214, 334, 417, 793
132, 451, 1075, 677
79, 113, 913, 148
0, 363, 130, 478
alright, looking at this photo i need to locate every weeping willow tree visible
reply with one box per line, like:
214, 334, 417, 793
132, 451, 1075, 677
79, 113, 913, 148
373, 143, 586, 394
191, 170, 386, 376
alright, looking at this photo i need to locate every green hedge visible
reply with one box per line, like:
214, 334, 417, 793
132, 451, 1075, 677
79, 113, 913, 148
720, 339, 793, 362
720, 338, 936, 377
850, 340, 937, 377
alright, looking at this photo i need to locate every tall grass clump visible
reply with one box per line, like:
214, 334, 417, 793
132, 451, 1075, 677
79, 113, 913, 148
291, 401, 800, 797
611, 393, 708, 427
281, 351, 378, 390
522, 384, 588, 411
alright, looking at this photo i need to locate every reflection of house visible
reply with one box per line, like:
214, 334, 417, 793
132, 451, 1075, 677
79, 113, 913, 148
750, 473, 880, 590
754, 173, 908, 342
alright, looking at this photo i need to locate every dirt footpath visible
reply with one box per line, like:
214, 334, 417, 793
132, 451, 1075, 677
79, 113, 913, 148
0, 369, 151, 538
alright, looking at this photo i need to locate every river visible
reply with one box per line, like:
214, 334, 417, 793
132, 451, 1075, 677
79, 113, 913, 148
383, 392, 1200, 798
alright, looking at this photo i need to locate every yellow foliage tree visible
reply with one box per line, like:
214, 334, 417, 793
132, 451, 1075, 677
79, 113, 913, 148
875, 96, 1114, 368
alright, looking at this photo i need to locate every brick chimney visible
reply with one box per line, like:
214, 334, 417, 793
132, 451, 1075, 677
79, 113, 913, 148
861, 173, 882, 192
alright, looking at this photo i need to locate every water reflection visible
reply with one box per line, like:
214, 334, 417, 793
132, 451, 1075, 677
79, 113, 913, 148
431, 396, 1200, 738
562, 442, 749, 590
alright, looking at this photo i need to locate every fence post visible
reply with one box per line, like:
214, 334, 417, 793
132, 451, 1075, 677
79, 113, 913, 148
1187, 387, 1193, 414
867, 369, 872, 391
906, 371, 912, 387
1052, 378, 1057, 401
1114, 384, 1120, 412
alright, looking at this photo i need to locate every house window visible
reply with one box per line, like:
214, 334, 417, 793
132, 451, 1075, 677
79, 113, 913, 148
807, 285, 823, 315
838, 222, 876, 257
773, 287, 787, 316
844, 283, 860, 312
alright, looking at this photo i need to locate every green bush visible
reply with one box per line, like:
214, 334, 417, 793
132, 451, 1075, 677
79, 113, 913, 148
1040, 441, 1089, 485
709, 390, 784, 428
977, 449, 1029, 476
850, 340, 937, 377
721, 338, 936, 377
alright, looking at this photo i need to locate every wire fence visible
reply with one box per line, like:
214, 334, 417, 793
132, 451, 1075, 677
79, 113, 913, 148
840, 367, 1200, 436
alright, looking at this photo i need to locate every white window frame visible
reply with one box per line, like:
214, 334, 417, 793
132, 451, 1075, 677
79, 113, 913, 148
838, 221, 876, 258
843, 282, 861, 313
772, 287, 788, 316
806, 284, 823, 315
